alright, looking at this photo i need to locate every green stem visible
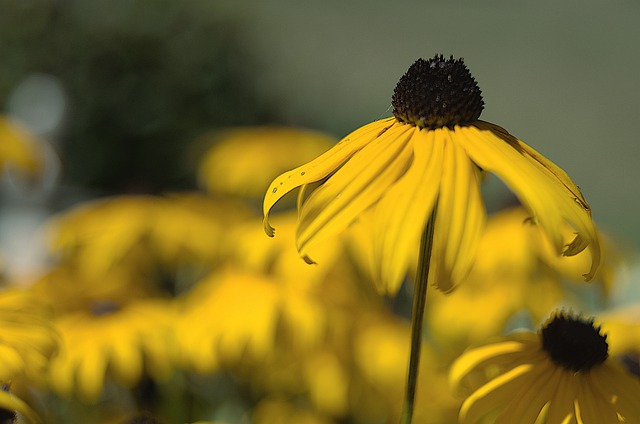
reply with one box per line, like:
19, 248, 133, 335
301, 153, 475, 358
400, 204, 437, 424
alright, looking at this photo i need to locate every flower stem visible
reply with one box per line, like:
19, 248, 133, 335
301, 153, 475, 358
400, 204, 437, 424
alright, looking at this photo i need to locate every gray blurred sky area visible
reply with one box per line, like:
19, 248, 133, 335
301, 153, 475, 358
217, 0, 640, 249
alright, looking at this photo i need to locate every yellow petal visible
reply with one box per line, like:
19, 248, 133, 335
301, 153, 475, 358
590, 364, 640, 421
76, 349, 108, 402
457, 125, 600, 280
459, 364, 533, 424
546, 370, 577, 424
296, 123, 414, 258
494, 361, 557, 424
450, 338, 531, 389
369, 127, 442, 295
576, 374, 620, 424
263, 118, 395, 236
109, 338, 143, 387
430, 129, 486, 292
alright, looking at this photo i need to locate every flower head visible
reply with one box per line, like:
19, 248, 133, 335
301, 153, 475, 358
47, 299, 176, 403
263, 55, 600, 293
0, 290, 58, 384
450, 310, 640, 423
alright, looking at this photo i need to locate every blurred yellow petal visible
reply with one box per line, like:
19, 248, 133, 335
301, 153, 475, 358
253, 398, 334, 424
75, 350, 108, 403
48, 299, 176, 402
0, 290, 58, 383
304, 352, 349, 416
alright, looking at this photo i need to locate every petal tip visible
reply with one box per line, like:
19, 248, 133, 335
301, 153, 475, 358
263, 220, 275, 237
302, 255, 316, 265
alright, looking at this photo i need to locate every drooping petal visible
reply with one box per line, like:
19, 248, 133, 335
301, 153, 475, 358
296, 123, 414, 260
263, 118, 396, 236
478, 122, 597, 261
430, 129, 486, 292
457, 124, 600, 280
369, 127, 443, 295
482, 121, 589, 209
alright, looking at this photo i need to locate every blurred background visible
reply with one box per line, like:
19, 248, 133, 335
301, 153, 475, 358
3, 0, 640, 261
0, 1, 639, 423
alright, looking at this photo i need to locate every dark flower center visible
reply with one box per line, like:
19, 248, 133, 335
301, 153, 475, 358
541, 312, 608, 372
392, 55, 484, 129
91, 300, 121, 316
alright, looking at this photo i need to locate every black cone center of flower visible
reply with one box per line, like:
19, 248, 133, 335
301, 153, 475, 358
541, 313, 608, 372
392, 55, 484, 129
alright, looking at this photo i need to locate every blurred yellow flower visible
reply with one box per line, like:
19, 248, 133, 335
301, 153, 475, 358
263, 56, 599, 294
253, 398, 335, 424
48, 299, 176, 403
198, 126, 336, 198
175, 269, 326, 373
46, 194, 253, 282
451, 310, 640, 423
31, 264, 155, 316
0, 289, 58, 384
0, 116, 43, 178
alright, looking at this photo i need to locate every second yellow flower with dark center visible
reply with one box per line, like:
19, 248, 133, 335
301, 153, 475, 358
451, 310, 640, 423
264, 55, 600, 293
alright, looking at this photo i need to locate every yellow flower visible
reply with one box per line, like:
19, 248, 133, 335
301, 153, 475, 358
0, 289, 58, 384
47, 299, 176, 403
0, 290, 58, 423
198, 126, 336, 198
175, 269, 326, 373
46, 194, 253, 280
252, 398, 335, 424
450, 310, 640, 423
263, 55, 599, 294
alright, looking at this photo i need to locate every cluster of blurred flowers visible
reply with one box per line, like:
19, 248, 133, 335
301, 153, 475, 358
0, 115, 638, 423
